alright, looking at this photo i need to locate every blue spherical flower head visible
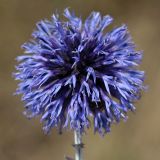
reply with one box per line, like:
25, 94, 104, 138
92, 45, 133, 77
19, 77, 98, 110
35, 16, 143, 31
14, 9, 145, 135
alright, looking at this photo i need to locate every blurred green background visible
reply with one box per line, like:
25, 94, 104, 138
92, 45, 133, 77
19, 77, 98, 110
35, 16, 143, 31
0, 0, 160, 160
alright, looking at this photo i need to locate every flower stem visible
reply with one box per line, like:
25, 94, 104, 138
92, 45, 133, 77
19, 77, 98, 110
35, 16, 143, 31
74, 131, 83, 160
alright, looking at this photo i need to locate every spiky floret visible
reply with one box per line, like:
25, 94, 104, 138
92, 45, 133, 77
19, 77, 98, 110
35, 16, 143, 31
14, 9, 145, 135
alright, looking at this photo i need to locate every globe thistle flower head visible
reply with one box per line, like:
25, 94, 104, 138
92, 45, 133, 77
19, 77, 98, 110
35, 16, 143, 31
14, 9, 145, 135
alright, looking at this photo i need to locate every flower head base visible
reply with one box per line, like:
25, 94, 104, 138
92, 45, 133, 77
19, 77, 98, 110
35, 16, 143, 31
14, 9, 145, 135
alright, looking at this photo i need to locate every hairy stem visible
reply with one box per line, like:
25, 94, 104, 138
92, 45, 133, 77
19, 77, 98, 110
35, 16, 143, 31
74, 131, 83, 160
